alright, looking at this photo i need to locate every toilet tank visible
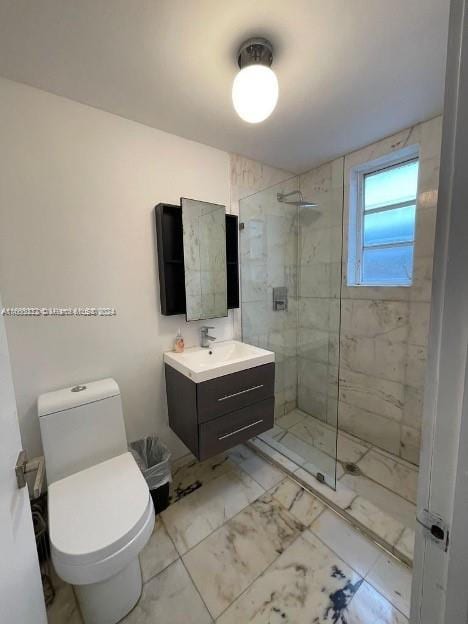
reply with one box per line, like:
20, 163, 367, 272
38, 378, 128, 484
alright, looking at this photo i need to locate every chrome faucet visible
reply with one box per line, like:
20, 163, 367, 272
200, 326, 216, 348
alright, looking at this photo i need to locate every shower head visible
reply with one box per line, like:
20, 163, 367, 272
277, 190, 318, 208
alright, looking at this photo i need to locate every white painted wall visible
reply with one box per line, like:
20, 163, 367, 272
0, 77, 233, 461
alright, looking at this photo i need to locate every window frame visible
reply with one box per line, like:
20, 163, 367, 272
347, 145, 420, 288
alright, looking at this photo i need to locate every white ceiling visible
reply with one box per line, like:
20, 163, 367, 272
0, 0, 450, 173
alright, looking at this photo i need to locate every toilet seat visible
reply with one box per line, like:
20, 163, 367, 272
48, 452, 155, 585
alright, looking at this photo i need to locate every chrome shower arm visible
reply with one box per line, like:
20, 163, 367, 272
277, 190, 318, 208
277, 190, 302, 203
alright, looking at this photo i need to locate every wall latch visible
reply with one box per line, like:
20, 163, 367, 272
416, 509, 449, 552
15, 450, 45, 499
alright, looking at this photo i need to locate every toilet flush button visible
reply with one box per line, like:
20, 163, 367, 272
71, 385, 87, 393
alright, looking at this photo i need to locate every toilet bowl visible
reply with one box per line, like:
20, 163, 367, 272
49, 453, 154, 624
38, 379, 155, 624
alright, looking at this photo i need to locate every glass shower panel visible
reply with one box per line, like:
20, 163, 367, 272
296, 158, 344, 489
240, 167, 344, 490
240, 178, 299, 425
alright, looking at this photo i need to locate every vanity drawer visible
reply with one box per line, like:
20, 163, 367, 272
198, 397, 274, 460
197, 363, 275, 423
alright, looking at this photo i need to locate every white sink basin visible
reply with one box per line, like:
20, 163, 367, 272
164, 340, 275, 383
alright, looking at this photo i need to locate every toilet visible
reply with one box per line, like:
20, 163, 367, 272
38, 378, 155, 624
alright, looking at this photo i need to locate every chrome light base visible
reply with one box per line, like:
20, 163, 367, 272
237, 37, 274, 69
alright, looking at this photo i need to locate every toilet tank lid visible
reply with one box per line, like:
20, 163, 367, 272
38, 378, 120, 417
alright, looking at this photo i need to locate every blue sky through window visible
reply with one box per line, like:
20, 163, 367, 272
364, 205, 416, 246
358, 157, 419, 286
364, 160, 419, 210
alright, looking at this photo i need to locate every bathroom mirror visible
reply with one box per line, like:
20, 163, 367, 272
181, 198, 228, 321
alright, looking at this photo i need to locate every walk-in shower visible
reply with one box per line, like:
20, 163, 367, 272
240, 117, 441, 563
240, 152, 432, 492
240, 171, 343, 488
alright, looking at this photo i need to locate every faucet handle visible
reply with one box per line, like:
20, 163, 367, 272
200, 325, 216, 347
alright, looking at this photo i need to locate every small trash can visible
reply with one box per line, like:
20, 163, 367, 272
129, 436, 172, 514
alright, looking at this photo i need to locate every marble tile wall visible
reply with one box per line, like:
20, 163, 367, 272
297, 157, 345, 426
230, 154, 298, 416
229, 154, 295, 217
234, 118, 441, 465
298, 116, 442, 464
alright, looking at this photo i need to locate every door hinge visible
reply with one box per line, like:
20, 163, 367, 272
15, 450, 45, 499
239, 222, 245, 230
416, 509, 449, 552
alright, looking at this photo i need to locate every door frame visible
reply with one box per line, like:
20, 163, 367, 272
0, 290, 47, 623
411, 0, 468, 621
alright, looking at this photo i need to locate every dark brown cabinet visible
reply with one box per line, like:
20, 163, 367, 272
155, 203, 239, 316
165, 363, 275, 461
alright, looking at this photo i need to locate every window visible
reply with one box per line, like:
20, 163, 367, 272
348, 150, 419, 287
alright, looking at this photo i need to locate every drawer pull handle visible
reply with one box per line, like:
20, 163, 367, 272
217, 384, 264, 402
218, 419, 264, 441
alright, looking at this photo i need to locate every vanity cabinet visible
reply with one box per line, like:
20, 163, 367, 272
165, 362, 275, 460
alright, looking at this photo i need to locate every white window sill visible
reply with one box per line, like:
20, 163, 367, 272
347, 282, 413, 288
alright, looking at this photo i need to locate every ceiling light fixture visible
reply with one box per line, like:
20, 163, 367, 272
232, 37, 278, 124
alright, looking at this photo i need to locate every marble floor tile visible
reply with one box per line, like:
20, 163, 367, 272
347, 496, 405, 546
249, 437, 302, 473
394, 528, 415, 563
279, 431, 337, 478
47, 570, 83, 624
367, 555, 412, 617
121, 559, 212, 624
258, 423, 286, 442
269, 477, 325, 525
346, 581, 409, 623
183, 494, 304, 618
280, 411, 370, 467
139, 517, 179, 583
161, 467, 264, 554
295, 467, 357, 510
257, 432, 307, 465
357, 450, 418, 503
340, 474, 416, 529
337, 431, 370, 464
303, 458, 344, 483
276, 409, 307, 429
234, 451, 286, 489
45, 436, 418, 624
253, 416, 416, 564
374, 446, 420, 471
216, 530, 363, 624
289, 416, 337, 456
310, 509, 382, 577
170, 453, 232, 504
226, 443, 257, 464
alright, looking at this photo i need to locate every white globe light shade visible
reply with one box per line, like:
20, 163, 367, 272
232, 64, 279, 123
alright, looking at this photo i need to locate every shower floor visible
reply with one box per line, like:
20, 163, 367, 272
252, 408, 418, 566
